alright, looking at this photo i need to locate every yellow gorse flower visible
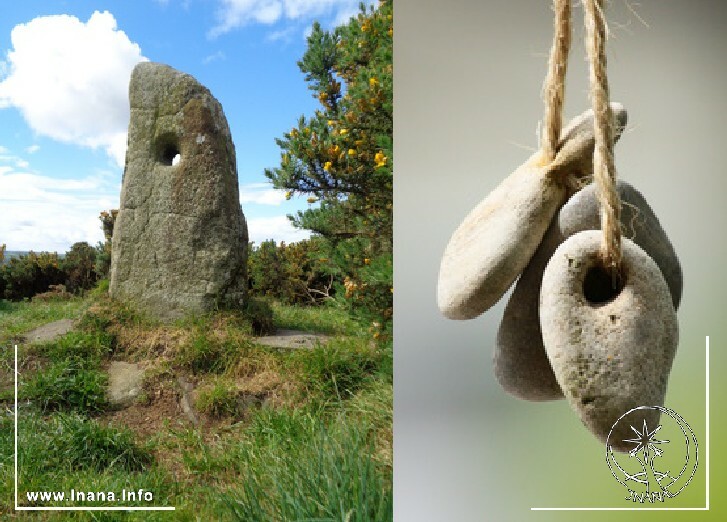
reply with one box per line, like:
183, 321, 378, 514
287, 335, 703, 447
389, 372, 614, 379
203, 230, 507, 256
369, 77, 379, 88
348, 149, 356, 156
374, 151, 387, 168
323, 161, 333, 172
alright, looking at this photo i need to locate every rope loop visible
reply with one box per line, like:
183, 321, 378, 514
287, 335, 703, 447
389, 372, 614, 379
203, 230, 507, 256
541, 0, 572, 163
583, 0, 622, 276
541, 0, 622, 278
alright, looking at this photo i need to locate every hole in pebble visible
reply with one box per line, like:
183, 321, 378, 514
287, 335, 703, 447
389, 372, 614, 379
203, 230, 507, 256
583, 265, 624, 305
581, 397, 596, 406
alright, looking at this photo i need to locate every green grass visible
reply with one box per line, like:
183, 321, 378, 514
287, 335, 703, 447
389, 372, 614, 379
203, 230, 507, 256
269, 299, 364, 336
195, 377, 241, 418
221, 410, 392, 522
295, 337, 392, 400
0, 296, 86, 343
0, 287, 392, 520
23, 356, 108, 414
19, 412, 153, 474
30, 330, 115, 361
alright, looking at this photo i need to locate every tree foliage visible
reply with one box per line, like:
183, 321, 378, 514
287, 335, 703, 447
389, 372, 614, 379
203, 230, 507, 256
0, 211, 117, 300
265, 1, 393, 334
0, 251, 65, 300
248, 238, 335, 305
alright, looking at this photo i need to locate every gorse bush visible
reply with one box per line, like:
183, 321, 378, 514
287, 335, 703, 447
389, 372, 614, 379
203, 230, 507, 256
0, 241, 104, 300
248, 237, 335, 305
0, 251, 65, 300
61, 241, 98, 293
1, 208, 117, 300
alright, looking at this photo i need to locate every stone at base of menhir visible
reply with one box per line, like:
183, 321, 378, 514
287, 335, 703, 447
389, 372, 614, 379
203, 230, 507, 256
109, 62, 248, 322
539, 231, 678, 451
494, 181, 682, 401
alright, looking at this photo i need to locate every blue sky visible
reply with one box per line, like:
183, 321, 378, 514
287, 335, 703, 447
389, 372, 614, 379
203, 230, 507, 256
0, 0, 372, 252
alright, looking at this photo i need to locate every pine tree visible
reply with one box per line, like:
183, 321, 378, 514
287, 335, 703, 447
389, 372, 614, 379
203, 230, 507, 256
265, 1, 393, 335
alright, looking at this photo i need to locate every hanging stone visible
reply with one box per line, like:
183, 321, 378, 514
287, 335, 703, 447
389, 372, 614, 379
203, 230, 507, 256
437, 103, 627, 320
539, 230, 678, 451
494, 181, 682, 401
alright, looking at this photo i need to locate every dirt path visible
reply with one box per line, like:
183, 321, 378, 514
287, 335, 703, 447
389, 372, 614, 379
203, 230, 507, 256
21, 318, 75, 344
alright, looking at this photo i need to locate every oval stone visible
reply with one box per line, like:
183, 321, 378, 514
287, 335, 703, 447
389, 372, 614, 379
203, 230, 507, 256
437, 104, 627, 320
494, 181, 682, 401
539, 231, 678, 450
437, 156, 566, 320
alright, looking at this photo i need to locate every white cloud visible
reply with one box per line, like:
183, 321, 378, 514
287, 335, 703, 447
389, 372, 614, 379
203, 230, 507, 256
203, 50, 226, 64
209, 0, 370, 37
25, 144, 40, 154
247, 215, 310, 245
0, 160, 118, 252
240, 183, 287, 205
267, 26, 297, 42
0, 11, 146, 167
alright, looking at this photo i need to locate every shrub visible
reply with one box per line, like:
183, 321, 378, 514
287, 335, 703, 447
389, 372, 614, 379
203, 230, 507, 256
244, 298, 275, 335
60, 241, 99, 293
248, 238, 335, 306
0, 252, 65, 300
95, 209, 117, 279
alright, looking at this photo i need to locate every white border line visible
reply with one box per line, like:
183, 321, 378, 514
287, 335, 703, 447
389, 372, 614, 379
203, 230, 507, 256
14, 343, 175, 512
531, 335, 710, 512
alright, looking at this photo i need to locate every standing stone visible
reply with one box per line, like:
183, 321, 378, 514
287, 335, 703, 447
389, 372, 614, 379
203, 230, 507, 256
110, 62, 248, 321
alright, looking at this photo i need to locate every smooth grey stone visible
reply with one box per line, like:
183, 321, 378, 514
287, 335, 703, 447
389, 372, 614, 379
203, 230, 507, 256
437, 103, 627, 320
494, 181, 682, 401
110, 62, 248, 321
539, 231, 678, 451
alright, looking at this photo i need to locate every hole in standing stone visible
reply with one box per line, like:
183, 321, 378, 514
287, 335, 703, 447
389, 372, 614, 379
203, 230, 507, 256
156, 133, 181, 166
583, 265, 624, 305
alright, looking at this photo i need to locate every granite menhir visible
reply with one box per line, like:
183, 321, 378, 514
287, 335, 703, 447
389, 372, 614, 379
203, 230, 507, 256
110, 62, 248, 321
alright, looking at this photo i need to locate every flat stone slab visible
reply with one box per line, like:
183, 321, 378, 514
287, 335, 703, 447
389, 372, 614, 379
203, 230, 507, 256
107, 361, 145, 406
255, 329, 329, 350
22, 319, 75, 344
177, 376, 199, 425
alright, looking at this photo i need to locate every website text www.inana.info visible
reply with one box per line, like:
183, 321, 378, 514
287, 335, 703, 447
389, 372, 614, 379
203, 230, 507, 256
25, 489, 154, 503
